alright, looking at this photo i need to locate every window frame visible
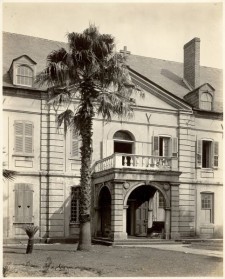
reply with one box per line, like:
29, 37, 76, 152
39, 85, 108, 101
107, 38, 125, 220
70, 129, 81, 159
196, 139, 219, 169
200, 192, 214, 223
16, 64, 34, 87
200, 92, 213, 111
14, 183, 34, 224
152, 135, 178, 157
14, 120, 34, 156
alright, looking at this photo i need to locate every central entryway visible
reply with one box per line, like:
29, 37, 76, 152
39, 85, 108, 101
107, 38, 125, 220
126, 185, 166, 237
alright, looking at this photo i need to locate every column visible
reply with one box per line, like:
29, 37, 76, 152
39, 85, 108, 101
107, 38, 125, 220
170, 182, 180, 239
165, 207, 171, 240
110, 181, 127, 240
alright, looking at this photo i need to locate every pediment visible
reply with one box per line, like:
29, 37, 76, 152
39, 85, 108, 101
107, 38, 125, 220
129, 69, 192, 111
12, 55, 37, 65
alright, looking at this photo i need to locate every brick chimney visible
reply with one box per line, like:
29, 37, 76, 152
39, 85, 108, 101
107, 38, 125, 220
183, 38, 200, 89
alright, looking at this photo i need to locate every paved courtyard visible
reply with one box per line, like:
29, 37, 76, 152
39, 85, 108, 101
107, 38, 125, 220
3, 242, 223, 277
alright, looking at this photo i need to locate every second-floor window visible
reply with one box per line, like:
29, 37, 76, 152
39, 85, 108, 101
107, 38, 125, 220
153, 136, 178, 157
71, 130, 80, 158
196, 140, 219, 169
14, 120, 33, 155
16, 65, 33, 87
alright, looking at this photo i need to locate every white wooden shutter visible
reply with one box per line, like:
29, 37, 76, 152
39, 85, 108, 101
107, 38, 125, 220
213, 141, 219, 168
102, 140, 114, 158
171, 137, 178, 157
15, 121, 24, 153
71, 130, 79, 157
196, 140, 202, 168
14, 184, 33, 223
107, 140, 114, 156
24, 122, 33, 154
152, 136, 159, 156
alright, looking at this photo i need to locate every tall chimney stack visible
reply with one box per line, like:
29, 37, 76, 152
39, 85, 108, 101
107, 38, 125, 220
183, 37, 200, 89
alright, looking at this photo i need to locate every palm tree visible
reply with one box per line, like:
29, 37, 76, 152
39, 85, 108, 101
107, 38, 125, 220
36, 24, 142, 251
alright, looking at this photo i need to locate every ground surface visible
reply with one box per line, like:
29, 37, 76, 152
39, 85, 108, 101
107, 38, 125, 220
3, 243, 223, 277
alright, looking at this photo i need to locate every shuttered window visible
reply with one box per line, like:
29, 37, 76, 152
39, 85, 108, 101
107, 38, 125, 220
14, 184, 33, 223
71, 130, 80, 158
152, 136, 178, 157
196, 140, 219, 169
14, 121, 33, 155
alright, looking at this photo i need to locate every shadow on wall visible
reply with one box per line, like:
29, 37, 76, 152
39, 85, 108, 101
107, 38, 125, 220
41, 196, 78, 242
179, 210, 195, 237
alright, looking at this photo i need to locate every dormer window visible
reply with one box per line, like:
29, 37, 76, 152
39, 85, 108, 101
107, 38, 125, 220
200, 92, 212, 111
8, 55, 36, 88
16, 65, 33, 87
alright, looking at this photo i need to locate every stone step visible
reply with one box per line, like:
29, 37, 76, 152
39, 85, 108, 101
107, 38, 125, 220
92, 238, 176, 246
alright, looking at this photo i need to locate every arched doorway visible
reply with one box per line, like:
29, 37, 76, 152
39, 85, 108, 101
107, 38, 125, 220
98, 186, 111, 237
126, 185, 166, 237
113, 130, 134, 154
113, 130, 134, 166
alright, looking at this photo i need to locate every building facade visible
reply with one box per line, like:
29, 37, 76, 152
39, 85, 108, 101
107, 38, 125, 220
3, 33, 223, 242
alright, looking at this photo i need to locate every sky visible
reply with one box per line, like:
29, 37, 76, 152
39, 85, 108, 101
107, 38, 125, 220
2, 0, 224, 69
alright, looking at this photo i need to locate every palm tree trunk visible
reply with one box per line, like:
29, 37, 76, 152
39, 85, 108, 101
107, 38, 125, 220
26, 237, 34, 254
77, 105, 93, 251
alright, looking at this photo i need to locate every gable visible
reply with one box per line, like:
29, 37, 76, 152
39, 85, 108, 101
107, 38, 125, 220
130, 69, 192, 111
12, 55, 37, 65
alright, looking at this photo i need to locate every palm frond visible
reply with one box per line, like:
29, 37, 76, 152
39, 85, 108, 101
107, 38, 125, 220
97, 91, 134, 122
56, 109, 74, 135
3, 169, 17, 181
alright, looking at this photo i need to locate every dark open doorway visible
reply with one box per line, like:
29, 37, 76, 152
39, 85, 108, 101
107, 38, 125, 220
98, 187, 111, 237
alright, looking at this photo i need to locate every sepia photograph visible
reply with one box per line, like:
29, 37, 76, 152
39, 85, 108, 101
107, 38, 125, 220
2, 0, 223, 277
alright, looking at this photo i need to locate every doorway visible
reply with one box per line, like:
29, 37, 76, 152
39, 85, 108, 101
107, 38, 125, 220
126, 186, 166, 237
98, 187, 111, 237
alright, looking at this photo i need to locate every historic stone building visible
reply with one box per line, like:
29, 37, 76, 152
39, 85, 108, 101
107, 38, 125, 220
3, 33, 223, 243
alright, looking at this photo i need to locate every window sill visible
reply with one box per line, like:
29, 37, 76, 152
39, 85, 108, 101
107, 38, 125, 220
69, 158, 81, 161
69, 222, 80, 226
199, 168, 214, 172
13, 154, 34, 158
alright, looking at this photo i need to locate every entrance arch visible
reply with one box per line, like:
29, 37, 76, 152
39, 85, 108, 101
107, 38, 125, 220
124, 183, 170, 238
98, 186, 111, 237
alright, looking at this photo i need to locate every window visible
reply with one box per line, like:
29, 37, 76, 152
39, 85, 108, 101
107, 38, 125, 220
153, 136, 178, 157
14, 121, 33, 155
200, 93, 212, 111
196, 140, 219, 169
14, 184, 33, 223
16, 65, 33, 87
113, 130, 133, 154
201, 192, 214, 223
158, 192, 165, 208
70, 187, 80, 223
71, 130, 80, 158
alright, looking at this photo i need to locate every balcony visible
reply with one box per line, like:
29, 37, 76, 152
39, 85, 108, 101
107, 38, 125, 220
93, 153, 178, 173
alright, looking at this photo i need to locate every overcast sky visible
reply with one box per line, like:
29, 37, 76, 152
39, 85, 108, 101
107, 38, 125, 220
2, 1, 223, 68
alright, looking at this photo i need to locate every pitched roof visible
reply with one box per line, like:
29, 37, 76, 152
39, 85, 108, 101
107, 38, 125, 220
3, 32, 223, 112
